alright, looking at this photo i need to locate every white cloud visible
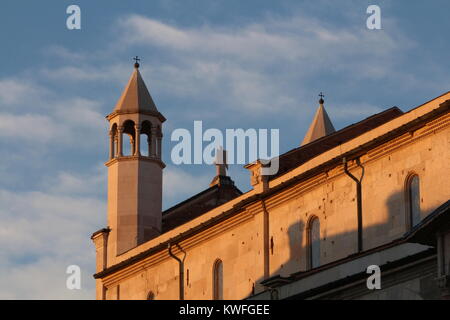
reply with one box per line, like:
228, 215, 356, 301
40, 64, 129, 84
0, 187, 105, 299
0, 79, 46, 106
52, 97, 105, 130
0, 113, 57, 142
41, 66, 104, 82
147, 61, 296, 114
40, 163, 106, 197
0, 77, 106, 147
113, 14, 412, 116
0, 257, 94, 300
30, 13, 416, 121
163, 165, 212, 208
328, 103, 384, 120
42, 45, 86, 62
119, 14, 407, 66
35, 13, 411, 118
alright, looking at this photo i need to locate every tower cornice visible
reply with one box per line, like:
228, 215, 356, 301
104, 155, 166, 169
106, 110, 166, 123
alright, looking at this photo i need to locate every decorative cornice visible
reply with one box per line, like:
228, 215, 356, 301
367, 112, 450, 162
106, 110, 166, 123
104, 155, 166, 168
91, 227, 111, 240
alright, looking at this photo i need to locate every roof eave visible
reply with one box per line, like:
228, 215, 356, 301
106, 110, 166, 122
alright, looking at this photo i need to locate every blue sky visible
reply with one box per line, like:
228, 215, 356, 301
0, 0, 448, 299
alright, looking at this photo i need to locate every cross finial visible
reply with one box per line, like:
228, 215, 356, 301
133, 56, 140, 68
318, 92, 325, 104
215, 146, 228, 176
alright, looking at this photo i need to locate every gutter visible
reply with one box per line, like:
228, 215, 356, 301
261, 199, 270, 280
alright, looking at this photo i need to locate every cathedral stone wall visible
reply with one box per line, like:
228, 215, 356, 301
98, 111, 449, 299
94, 84, 450, 300
268, 116, 449, 272
101, 209, 265, 299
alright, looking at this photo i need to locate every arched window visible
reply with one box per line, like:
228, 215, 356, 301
406, 174, 421, 229
147, 291, 155, 300
308, 217, 320, 269
213, 259, 223, 300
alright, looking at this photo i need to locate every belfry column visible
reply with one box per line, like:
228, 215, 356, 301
134, 124, 141, 156
151, 127, 157, 157
117, 126, 124, 156
147, 136, 151, 157
157, 133, 162, 159
114, 135, 118, 157
129, 136, 135, 155
109, 131, 114, 160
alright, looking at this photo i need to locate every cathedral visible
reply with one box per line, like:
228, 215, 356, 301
91, 61, 450, 300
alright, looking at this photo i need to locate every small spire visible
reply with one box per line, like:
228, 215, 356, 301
112, 59, 162, 115
301, 94, 336, 146
318, 92, 325, 105
215, 146, 228, 177
133, 56, 140, 69
210, 147, 234, 187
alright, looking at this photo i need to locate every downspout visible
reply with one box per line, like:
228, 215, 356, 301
343, 157, 365, 253
168, 243, 185, 300
261, 199, 270, 280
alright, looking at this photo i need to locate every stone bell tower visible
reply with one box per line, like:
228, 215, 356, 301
106, 58, 165, 255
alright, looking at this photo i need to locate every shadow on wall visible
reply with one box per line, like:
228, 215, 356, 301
249, 188, 443, 300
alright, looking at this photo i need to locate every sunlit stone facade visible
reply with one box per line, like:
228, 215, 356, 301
92, 66, 450, 300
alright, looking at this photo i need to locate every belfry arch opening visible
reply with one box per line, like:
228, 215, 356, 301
122, 120, 136, 156
141, 120, 152, 157
110, 123, 118, 158
107, 119, 162, 160
156, 125, 162, 158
